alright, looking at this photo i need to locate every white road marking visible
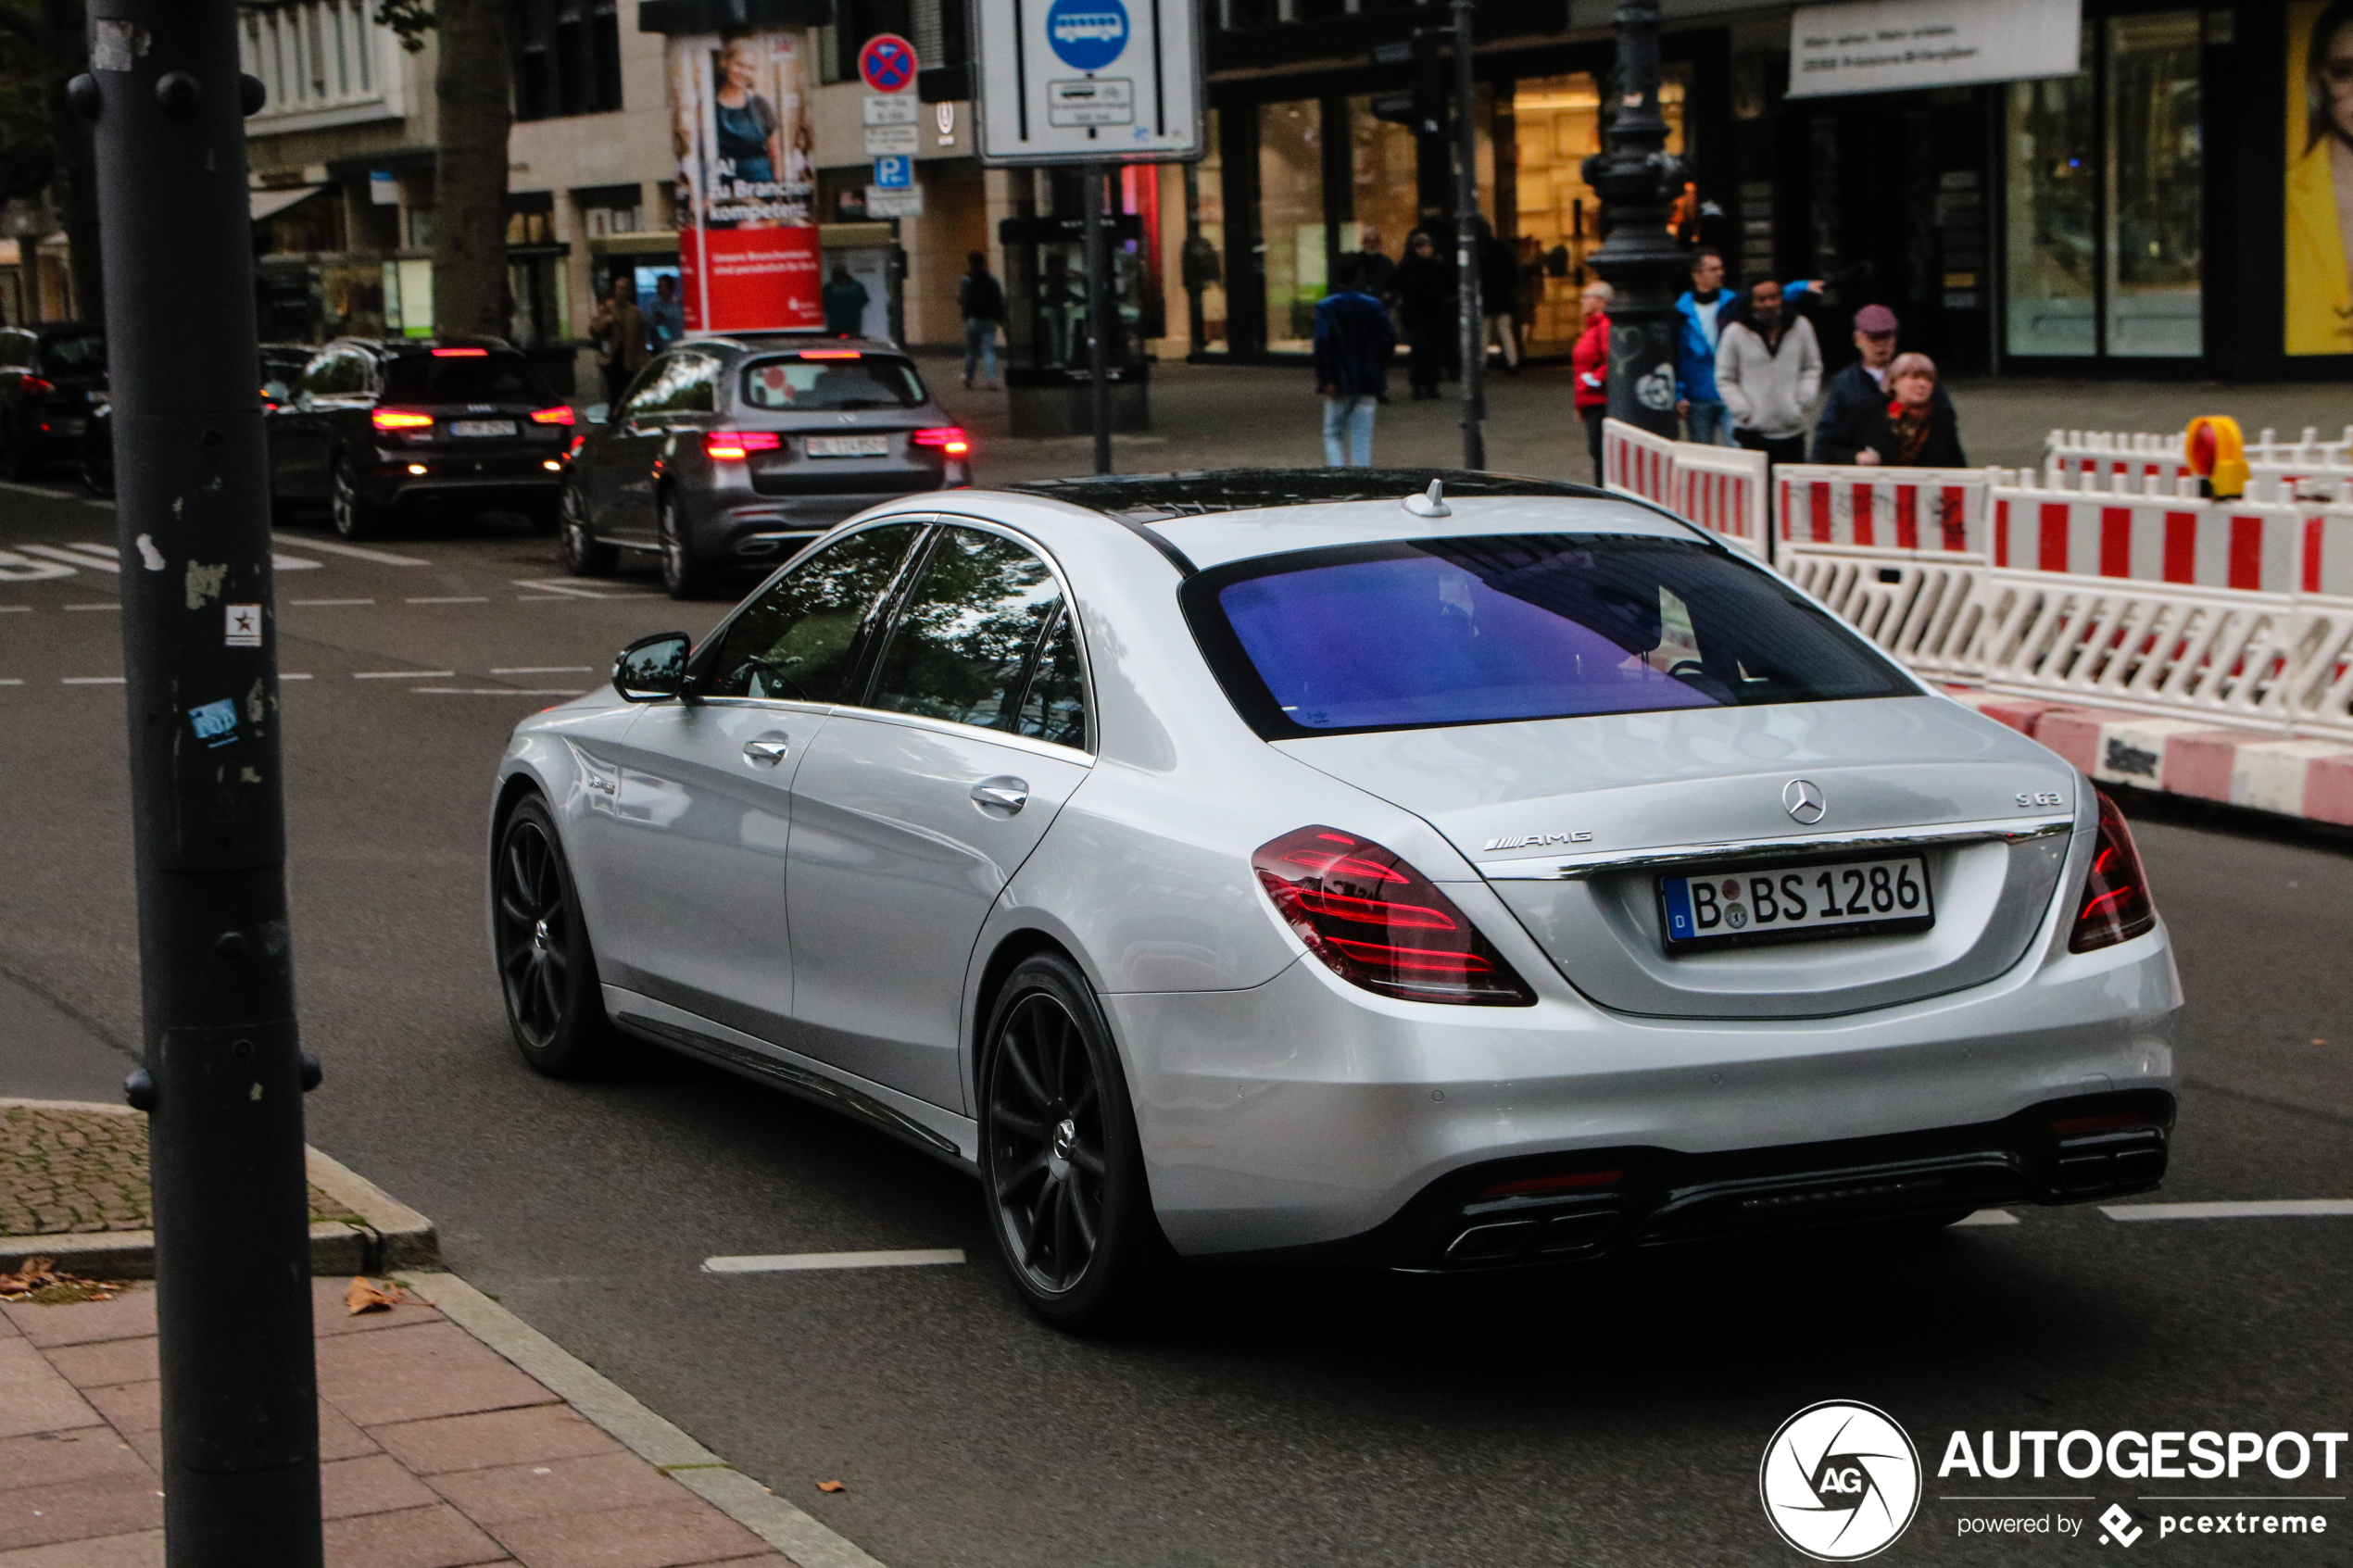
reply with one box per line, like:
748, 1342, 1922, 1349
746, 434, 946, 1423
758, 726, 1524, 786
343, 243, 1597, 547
0, 606, 29, 613
84, 499, 114, 510
413, 686, 589, 696
60, 676, 125, 685
273, 535, 430, 566
406, 596, 489, 604
282, 673, 314, 681
510, 576, 660, 599
352, 670, 456, 680
272, 553, 322, 571
702, 1249, 966, 1273
1953, 1210, 2019, 1226
23, 544, 114, 572
63, 603, 120, 611
0, 678, 22, 686
289, 597, 374, 606
2101, 1199, 2353, 1222
491, 665, 594, 674
0, 481, 60, 498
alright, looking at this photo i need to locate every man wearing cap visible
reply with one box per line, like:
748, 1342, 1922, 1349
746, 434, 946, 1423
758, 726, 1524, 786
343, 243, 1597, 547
1811, 304, 1955, 463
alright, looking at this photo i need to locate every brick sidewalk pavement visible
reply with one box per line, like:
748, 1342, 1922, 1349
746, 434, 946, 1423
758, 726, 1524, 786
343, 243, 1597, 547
0, 1278, 794, 1568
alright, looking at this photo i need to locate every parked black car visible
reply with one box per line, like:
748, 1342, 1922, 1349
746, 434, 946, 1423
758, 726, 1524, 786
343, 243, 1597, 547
560, 334, 970, 598
0, 323, 107, 481
82, 342, 315, 499
266, 337, 573, 538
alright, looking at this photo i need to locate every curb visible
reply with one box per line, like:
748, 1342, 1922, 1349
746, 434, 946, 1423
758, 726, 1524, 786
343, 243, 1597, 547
408, 1269, 888, 1568
0, 1098, 439, 1278
1943, 689, 2353, 826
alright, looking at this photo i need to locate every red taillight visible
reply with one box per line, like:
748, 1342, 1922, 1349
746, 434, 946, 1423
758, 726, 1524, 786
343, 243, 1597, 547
1252, 826, 1535, 1006
530, 405, 574, 425
20, 375, 55, 395
799, 349, 861, 359
912, 426, 970, 457
1477, 1169, 1621, 1199
2069, 791, 2157, 953
704, 430, 782, 460
430, 346, 488, 357
371, 408, 434, 432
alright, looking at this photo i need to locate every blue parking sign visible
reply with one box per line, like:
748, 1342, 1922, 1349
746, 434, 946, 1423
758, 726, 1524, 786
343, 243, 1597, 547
873, 155, 913, 190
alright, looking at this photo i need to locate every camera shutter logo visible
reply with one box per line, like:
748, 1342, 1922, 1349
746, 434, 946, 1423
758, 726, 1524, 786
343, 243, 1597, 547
1758, 1400, 1921, 1561
2097, 1503, 2143, 1548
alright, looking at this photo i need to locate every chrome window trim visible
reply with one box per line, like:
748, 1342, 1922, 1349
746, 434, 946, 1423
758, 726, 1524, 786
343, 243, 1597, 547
822, 702, 1097, 766
1475, 815, 2075, 882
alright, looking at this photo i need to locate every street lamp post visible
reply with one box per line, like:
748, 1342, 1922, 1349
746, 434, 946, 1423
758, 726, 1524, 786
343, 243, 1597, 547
76, 1, 326, 1562
1581, 0, 1686, 439
1451, 0, 1484, 470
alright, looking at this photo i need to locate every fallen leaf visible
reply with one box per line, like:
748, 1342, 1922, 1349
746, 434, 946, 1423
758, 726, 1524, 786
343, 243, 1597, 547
345, 1277, 404, 1316
0, 1258, 126, 1304
817, 1480, 847, 1494
2314, 1037, 2329, 1047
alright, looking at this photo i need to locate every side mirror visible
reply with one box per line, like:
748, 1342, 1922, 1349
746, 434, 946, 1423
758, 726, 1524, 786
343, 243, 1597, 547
612, 631, 691, 702
585, 401, 610, 425
261, 380, 291, 404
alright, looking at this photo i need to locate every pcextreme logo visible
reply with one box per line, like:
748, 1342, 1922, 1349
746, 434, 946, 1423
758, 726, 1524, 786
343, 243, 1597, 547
1760, 1400, 1924, 1561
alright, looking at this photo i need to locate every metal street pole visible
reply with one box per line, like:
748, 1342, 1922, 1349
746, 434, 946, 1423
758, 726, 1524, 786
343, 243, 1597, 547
1082, 164, 1113, 475
1450, 0, 1484, 470
75, 3, 325, 1563
1582, 0, 1685, 439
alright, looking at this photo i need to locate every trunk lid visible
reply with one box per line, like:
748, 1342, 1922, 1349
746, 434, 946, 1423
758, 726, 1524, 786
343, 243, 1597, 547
1275, 696, 2080, 1019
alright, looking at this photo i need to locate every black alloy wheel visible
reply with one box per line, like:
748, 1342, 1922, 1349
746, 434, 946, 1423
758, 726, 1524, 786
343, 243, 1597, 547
79, 426, 113, 498
979, 953, 1164, 1330
659, 494, 714, 600
492, 796, 623, 1076
558, 483, 615, 575
331, 455, 386, 540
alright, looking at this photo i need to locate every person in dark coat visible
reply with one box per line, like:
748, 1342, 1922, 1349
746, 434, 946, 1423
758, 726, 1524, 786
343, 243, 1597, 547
1313, 257, 1399, 468
1478, 221, 1521, 373
1393, 229, 1453, 400
1821, 351, 1968, 468
1810, 302, 1956, 462
822, 264, 870, 337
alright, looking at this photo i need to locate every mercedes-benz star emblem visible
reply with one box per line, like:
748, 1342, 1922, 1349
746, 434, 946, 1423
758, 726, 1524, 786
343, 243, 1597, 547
1784, 778, 1826, 825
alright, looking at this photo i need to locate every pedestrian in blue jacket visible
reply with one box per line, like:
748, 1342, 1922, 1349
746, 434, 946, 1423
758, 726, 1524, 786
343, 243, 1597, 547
1674, 250, 1734, 446
1313, 259, 1398, 468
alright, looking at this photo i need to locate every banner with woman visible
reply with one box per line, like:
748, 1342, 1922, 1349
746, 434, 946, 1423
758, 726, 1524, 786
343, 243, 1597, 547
669, 31, 822, 332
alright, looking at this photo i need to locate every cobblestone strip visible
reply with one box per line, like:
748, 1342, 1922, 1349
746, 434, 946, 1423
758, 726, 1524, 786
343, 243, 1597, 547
0, 1104, 362, 1239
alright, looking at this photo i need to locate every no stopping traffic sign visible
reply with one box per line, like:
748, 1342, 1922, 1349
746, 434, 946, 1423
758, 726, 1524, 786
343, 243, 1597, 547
859, 33, 919, 93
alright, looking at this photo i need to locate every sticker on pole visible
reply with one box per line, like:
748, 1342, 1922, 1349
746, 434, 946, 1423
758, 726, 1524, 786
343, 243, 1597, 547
858, 33, 918, 93
1046, 0, 1127, 69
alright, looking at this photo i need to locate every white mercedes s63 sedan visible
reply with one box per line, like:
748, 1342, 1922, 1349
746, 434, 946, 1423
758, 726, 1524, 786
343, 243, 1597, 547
486, 470, 2180, 1329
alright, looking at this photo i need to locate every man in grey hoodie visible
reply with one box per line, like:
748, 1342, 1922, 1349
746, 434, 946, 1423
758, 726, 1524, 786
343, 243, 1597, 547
1715, 278, 1822, 468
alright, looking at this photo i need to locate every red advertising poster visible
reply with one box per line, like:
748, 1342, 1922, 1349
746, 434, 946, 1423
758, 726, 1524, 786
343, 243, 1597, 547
667, 31, 822, 332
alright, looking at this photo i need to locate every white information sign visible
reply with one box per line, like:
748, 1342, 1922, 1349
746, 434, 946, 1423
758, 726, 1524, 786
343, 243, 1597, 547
865, 185, 925, 218
864, 122, 921, 156
972, 0, 1202, 164
862, 94, 918, 125
1787, 0, 2080, 99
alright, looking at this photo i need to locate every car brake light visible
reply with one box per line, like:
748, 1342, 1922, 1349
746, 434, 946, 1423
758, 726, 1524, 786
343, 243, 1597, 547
912, 426, 970, 457
799, 349, 861, 359
530, 406, 574, 425
1252, 826, 1535, 1006
371, 408, 434, 431
19, 375, 55, 395
704, 430, 781, 460
2068, 791, 2157, 952
430, 346, 488, 357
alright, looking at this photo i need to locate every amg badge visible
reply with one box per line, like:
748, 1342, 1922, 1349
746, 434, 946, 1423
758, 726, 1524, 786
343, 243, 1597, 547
1483, 830, 1593, 851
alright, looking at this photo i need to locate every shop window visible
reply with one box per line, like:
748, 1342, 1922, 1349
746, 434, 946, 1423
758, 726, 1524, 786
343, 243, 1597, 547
1346, 94, 1420, 292
2004, 69, 2095, 356
1260, 100, 1326, 353
1189, 109, 1228, 352
1511, 71, 1683, 355
514, 0, 623, 121
2106, 11, 2202, 357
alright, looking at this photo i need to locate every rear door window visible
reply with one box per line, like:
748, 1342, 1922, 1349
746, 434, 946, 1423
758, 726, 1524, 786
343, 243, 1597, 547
620, 352, 719, 420
37, 334, 106, 376
1185, 533, 1916, 738
740, 354, 925, 410
381, 352, 550, 405
865, 526, 1068, 734
699, 521, 927, 702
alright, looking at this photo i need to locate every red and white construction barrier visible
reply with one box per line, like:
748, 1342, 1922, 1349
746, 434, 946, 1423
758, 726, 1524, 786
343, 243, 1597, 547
1602, 419, 1768, 556
1600, 419, 1676, 509
1986, 479, 2305, 594
2045, 430, 2194, 490
1773, 466, 1987, 555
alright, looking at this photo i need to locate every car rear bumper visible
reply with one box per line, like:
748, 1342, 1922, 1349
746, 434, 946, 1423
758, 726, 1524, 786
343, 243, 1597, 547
680, 483, 960, 559
1107, 922, 2180, 1261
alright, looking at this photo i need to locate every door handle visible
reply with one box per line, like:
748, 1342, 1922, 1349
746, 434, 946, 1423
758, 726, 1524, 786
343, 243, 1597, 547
742, 735, 790, 766
970, 777, 1029, 814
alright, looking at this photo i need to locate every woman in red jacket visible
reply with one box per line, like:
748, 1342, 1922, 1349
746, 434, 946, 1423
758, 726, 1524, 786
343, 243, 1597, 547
1571, 280, 1613, 481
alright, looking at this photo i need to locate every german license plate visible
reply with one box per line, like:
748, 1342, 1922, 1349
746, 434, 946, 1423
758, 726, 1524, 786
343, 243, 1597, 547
447, 419, 515, 438
805, 435, 887, 458
1658, 855, 1934, 952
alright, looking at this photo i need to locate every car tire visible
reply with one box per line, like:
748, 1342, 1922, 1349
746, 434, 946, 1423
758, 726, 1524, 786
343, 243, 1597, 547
79, 431, 113, 499
659, 494, 715, 600
492, 794, 627, 1078
330, 455, 388, 540
557, 483, 616, 576
977, 951, 1171, 1332
0, 417, 32, 482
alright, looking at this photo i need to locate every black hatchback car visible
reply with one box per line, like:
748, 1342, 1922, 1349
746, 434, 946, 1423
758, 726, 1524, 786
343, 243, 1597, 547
559, 334, 969, 598
267, 338, 573, 538
0, 324, 107, 481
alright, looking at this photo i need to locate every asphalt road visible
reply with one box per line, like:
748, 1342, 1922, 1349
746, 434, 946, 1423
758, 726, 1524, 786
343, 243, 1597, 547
2, 471, 2347, 1568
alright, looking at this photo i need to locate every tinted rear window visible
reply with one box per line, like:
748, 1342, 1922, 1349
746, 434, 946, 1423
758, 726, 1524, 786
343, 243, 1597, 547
380, 353, 551, 404
1185, 533, 1915, 738
740, 355, 925, 410
40, 334, 106, 375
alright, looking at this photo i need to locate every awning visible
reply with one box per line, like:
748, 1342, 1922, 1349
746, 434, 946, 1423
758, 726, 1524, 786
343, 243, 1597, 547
250, 186, 327, 222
